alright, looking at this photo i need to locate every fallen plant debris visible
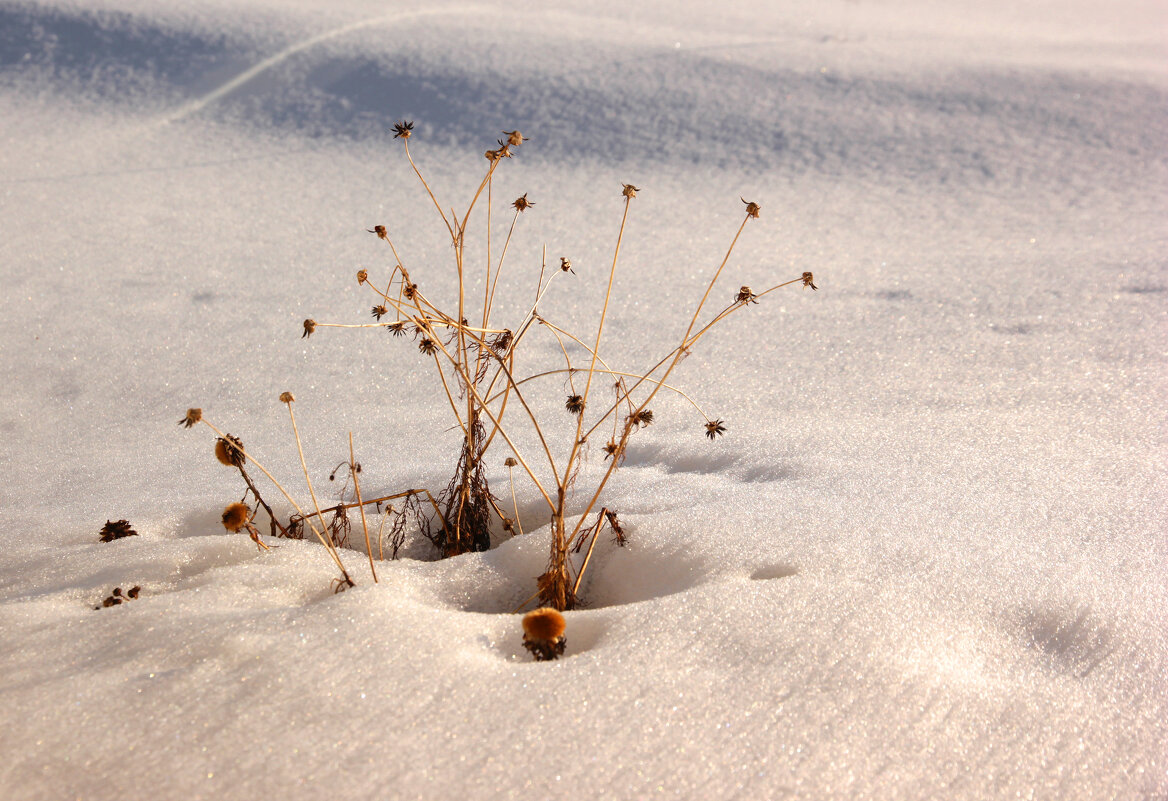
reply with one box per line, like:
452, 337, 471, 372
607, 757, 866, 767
522, 607, 566, 661
98, 519, 137, 542
95, 586, 140, 609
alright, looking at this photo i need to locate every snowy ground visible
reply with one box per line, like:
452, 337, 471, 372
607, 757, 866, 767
1, 1, 1166, 799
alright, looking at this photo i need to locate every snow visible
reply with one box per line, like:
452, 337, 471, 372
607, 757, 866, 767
1, 0, 1166, 798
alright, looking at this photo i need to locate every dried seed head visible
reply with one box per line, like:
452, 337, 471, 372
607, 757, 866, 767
603, 440, 620, 460
485, 147, 501, 162
127, 586, 140, 599
392, 120, 414, 139
512, 193, 534, 212
629, 409, 654, 427
386, 321, 407, 337
495, 140, 513, 158
504, 456, 518, 468
302, 319, 316, 338
742, 197, 761, 218
403, 282, 418, 300
221, 502, 250, 533
215, 434, 246, 467
523, 607, 566, 643
736, 286, 758, 305
371, 304, 388, 321
490, 329, 513, 353
503, 130, 526, 147
367, 225, 388, 240
99, 519, 137, 542
179, 408, 202, 428
356, 269, 368, 284
802, 271, 818, 290
560, 257, 574, 274
704, 419, 727, 441
565, 394, 585, 415
418, 337, 437, 355
502, 517, 514, 534
622, 183, 639, 198
279, 391, 296, 403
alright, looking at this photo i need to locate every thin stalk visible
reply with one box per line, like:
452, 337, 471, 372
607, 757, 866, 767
349, 432, 377, 583
403, 140, 454, 243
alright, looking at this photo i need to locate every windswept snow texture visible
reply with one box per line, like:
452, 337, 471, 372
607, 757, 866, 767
1, 1, 1166, 799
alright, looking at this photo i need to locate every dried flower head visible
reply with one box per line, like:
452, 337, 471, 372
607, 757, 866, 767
485, 147, 501, 162
302, 319, 316, 338
629, 409, 654, 428
742, 198, 761, 218
504, 456, 518, 468
403, 282, 418, 300
736, 286, 758, 305
495, 139, 513, 158
99, 519, 138, 542
392, 120, 414, 139
559, 257, 574, 274
418, 337, 438, 355
179, 408, 203, 428
221, 502, 251, 533
503, 130, 527, 147
802, 271, 818, 290
215, 434, 245, 467
502, 517, 515, 534
356, 269, 368, 284
279, 391, 295, 403
622, 183, 639, 198
523, 607, 566, 642
386, 321, 407, 337
371, 304, 388, 321
512, 193, 534, 212
367, 225, 388, 240
96, 585, 141, 609
704, 419, 727, 441
565, 394, 585, 415
603, 440, 620, 460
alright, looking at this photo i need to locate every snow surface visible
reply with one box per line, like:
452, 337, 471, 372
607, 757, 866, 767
1, 1, 1166, 798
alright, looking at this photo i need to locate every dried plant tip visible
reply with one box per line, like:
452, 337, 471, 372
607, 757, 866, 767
629, 409, 654, 428
418, 337, 438, 355
512, 193, 534, 212
221, 502, 251, 533
367, 224, 389, 240
302, 319, 316, 338
605, 509, 627, 545
99, 519, 137, 542
392, 120, 414, 139
565, 394, 585, 415
802, 271, 818, 290
742, 198, 761, 218
503, 129, 526, 147
504, 456, 518, 468
403, 282, 418, 300
371, 304, 388, 321
490, 329, 513, 352
215, 434, 246, 467
559, 257, 574, 274
386, 321, 407, 337
622, 183, 639, 198
736, 286, 759, 305
495, 140, 513, 158
522, 608, 566, 661
485, 148, 501, 162
704, 419, 727, 441
356, 269, 368, 284
179, 408, 202, 428
280, 391, 296, 403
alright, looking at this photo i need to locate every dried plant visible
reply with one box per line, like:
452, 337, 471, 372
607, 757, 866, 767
303, 125, 817, 610
99, 519, 137, 542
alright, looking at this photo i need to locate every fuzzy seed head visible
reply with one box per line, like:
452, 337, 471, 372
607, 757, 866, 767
179, 408, 202, 428
622, 183, 639, 198
742, 198, 761, 218
503, 129, 526, 147
523, 607, 566, 643
221, 502, 250, 533
302, 319, 316, 339
215, 434, 245, 467
279, 391, 296, 404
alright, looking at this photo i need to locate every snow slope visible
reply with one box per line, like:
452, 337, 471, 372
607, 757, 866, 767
1, 1, 1165, 798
